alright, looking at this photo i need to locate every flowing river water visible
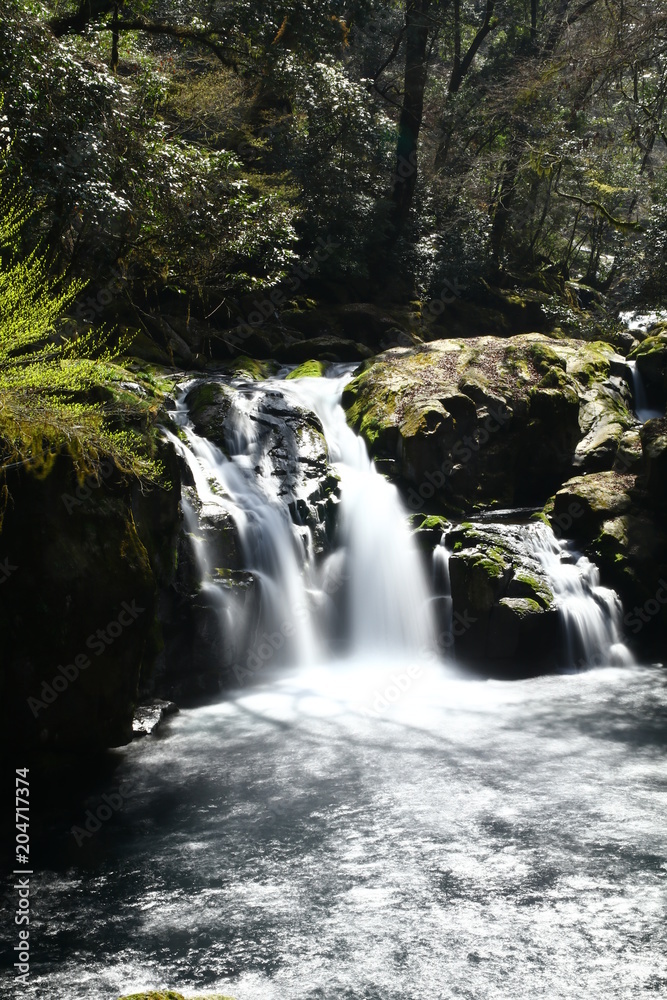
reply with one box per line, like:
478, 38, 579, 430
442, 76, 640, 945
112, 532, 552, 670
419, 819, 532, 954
2, 369, 666, 999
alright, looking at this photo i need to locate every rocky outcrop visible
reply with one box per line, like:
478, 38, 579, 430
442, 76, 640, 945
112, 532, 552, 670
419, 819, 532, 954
444, 522, 561, 675
118, 993, 234, 1000
629, 330, 667, 394
0, 443, 181, 752
343, 334, 636, 513
545, 464, 667, 659
186, 379, 341, 554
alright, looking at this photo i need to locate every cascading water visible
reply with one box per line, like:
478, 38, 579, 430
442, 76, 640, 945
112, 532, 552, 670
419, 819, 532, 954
164, 389, 319, 670
524, 521, 633, 667
627, 359, 663, 423
280, 372, 436, 657
166, 368, 435, 674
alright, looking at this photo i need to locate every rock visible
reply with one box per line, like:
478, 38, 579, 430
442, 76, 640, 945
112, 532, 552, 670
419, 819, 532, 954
639, 417, 667, 506
548, 471, 635, 538
629, 332, 667, 393
280, 334, 373, 362
0, 451, 178, 752
444, 522, 560, 674
132, 698, 178, 737
573, 378, 634, 472
118, 992, 235, 1000
544, 469, 667, 659
344, 334, 635, 512
286, 359, 330, 379
186, 381, 236, 450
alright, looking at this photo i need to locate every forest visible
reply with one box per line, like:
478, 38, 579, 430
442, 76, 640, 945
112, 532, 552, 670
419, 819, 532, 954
1, 3, 667, 1000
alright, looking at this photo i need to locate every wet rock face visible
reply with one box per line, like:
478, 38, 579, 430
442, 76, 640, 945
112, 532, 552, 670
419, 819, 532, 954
343, 334, 636, 512
186, 380, 341, 554
630, 331, 667, 395
545, 468, 667, 658
640, 417, 667, 506
445, 522, 561, 675
0, 446, 181, 752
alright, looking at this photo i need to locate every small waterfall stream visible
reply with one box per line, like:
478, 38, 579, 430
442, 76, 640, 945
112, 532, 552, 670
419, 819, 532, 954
166, 369, 633, 675
525, 522, 633, 667
628, 359, 663, 423
166, 369, 435, 674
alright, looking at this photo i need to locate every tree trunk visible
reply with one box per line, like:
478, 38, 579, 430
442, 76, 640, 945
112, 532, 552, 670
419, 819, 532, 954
391, 1, 431, 229
111, 4, 120, 73
489, 143, 522, 263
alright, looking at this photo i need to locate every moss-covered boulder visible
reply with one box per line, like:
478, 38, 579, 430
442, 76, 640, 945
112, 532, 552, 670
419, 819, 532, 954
118, 992, 235, 1000
344, 334, 635, 512
286, 359, 329, 379
186, 381, 236, 450
445, 522, 561, 674
629, 332, 667, 393
545, 470, 667, 658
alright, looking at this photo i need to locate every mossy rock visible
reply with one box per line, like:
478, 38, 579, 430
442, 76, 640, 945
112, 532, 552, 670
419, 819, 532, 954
445, 521, 561, 673
344, 333, 633, 511
286, 359, 329, 379
226, 355, 279, 381
629, 333, 667, 391
118, 993, 235, 1000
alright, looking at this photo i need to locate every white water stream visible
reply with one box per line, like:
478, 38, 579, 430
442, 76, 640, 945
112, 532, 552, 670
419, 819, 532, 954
2, 370, 662, 1000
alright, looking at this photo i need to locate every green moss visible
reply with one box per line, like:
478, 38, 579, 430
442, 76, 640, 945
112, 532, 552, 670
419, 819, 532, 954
499, 597, 542, 617
513, 569, 554, 608
417, 514, 451, 531
629, 333, 667, 360
286, 359, 328, 379
118, 993, 235, 1000
227, 356, 276, 380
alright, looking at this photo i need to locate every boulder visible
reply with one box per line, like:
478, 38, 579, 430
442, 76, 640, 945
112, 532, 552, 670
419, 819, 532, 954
344, 334, 636, 513
629, 332, 667, 393
544, 470, 667, 659
0, 449, 179, 752
639, 417, 667, 506
444, 522, 561, 675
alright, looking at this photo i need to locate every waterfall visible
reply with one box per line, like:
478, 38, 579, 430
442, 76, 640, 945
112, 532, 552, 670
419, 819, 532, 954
164, 390, 319, 673
165, 369, 436, 676
628, 359, 663, 423
526, 522, 633, 667
165, 368, 636, 678
279, 372, 436, 656
432, 534, 453, 641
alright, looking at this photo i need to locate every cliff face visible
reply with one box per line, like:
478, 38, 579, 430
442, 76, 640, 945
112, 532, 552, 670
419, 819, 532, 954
0, 445, 181, 751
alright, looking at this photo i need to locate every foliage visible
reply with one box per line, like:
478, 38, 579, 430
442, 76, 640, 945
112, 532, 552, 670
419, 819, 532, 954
0, 167, 162, 482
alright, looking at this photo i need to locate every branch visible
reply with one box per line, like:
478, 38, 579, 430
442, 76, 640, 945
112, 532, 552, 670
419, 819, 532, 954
90, 18, 238, 66
449, 1, 496, 94
50, 7, 239, 67
371, 24, 407, 82
553, 180, 642, 231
